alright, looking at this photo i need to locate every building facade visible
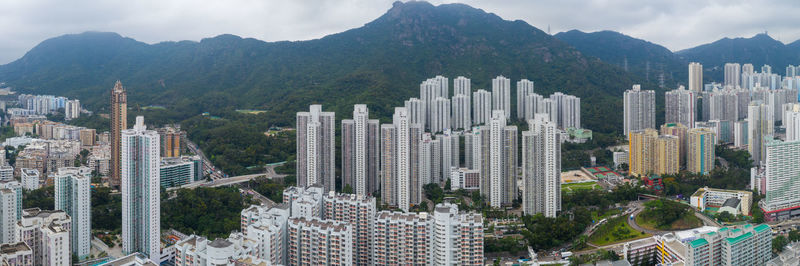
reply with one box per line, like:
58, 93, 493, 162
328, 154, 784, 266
121, 117, 161, 261
54, 167, 91, 259
341, 105, 380, 196
522, 114, 561, 217
296, 105, 336, 191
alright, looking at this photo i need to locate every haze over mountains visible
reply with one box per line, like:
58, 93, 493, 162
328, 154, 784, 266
0, 1, 796, 134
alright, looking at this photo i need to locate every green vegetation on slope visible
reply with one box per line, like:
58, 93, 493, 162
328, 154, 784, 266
636, 199, 702, 230
588, 216, 649, 246
161, 187, 253, 239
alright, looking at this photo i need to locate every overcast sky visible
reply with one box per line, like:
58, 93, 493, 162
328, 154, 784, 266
0, 0, 798, 64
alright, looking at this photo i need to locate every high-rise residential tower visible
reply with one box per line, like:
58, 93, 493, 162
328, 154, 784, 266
522, 114, 561, 217
492, 76, 511, 119
121, 116, 161, 261
110, 81, 127, 188
628, 129, 658, 177
453, 76, 471, 96
420, 76, 448, 130
54, 167, 92, 259
748, 102, 773, 165
665, 86, 696, 129
516, 79, 534, 120
451, 94, 471, 130
785, 104, 800, 142
687, 128, 716, 175
624, 85, 656, 137
689, 62, 703, 93
380, 108, 422, 211
430, 97, 451, 134
473, 89, 492, 125
296, 105, 335, 191
724, 63, 742, 88
404, 97, 425, 127
341, 105, 380, 196
479, 111, 517, 207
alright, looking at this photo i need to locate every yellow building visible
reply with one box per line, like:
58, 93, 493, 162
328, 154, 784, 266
660, 123, 688, 167
629, 128, 658, 176
654, 135, 680, 175
687, 128, 716, 174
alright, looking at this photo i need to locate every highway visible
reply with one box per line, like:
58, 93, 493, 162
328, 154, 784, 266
185, 138, 227, 180
168, 163, 287, 191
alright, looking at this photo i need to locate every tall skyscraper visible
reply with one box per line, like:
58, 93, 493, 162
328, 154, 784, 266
516, 79, 535, 120
786, 65, 797, 77
65, 99, 80, 120
654, 135, 680, 175
748, 102, 773, 165
341, 105, 379, 196
404, 97, 425, 127
54, 167, 92, 259
453, 76, 471, 96
296, 105, 335, 191
709, 90, 739, 123
451, 94, 471, 130
548, 92, 581, 129
687, 128, 716, 175
661, 123, 689, 167
492, 76, 511, 119
430, 97, 451, 134
724, 63, 741, 88
762, 138, 800, 221
785, 104, 800, 142
322, 192, 375, 266
628, 129, 658, 177
110, 80, 127, 188
624, 85, 656, 137
522, 93, 544, 121
689, 62, 703, 93
121, 116, 161, 261
0, 189, 16, 244
380, 108, 422, 211
473, 89, 492, 125
742, 63, 754, 76
480, 111, 517, 207
522, 114, 561, 217
430, 203, 484, 265
665, 86, 696, 129
420, 76, 448, 130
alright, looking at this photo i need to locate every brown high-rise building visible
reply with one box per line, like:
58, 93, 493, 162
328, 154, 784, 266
110, 81, 127, 187
157, 127, 183, 158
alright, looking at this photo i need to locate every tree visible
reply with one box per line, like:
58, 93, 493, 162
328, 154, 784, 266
444, 178, 451, 191
774, 235, 789, 253
789, 230, 800, 242
716, 211, 735, 223
341, 184, 353, 194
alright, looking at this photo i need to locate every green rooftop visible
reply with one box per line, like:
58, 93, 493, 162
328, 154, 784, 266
719, 228, 729, 232
754, 224, 770, 233
690, 238, 709, 248
726, 232, 753, 245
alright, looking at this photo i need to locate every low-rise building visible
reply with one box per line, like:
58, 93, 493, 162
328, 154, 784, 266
690, 187, 753, 216
16, 208, 71, 266
20, 169, 40, 191
450, 168, 480, 190
0, 242, 33, 266
159, 156, 202, 188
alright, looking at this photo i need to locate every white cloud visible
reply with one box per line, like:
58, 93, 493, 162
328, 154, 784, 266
0, 0, 797, 64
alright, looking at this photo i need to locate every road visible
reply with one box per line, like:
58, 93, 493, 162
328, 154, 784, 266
185, 138, 227, 180
242, 188, 276, 207
168, 163, 287, 191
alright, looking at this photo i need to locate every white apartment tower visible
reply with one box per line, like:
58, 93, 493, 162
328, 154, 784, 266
624, 84, 656, 136
665, 86, 696, 129
420, 76, 449, 131
522, 114, 561, 217
748, 102, 773, 165
763, 138, 800, 220
481, 111, 517, 207
725, 63, 741, 88
451, 94, 471, 130
341, 105, 379, 196
473, 89, 492, 125
492, 76, 511, 119
0, 189, 16, 244
121, 116, 161, 261
380, 108, 422, 211
65, 99, 80, 120
54, 167, 92, 259
404, 97, 425, 127
516, 79, 535, 120
453, 76, 471, 96
431, 203, 484, 266
296, 105, 335, 191
523, 93, 544, 121
785, 104, 800, 142
430, 97, 451, 134
689, 62, 703, 93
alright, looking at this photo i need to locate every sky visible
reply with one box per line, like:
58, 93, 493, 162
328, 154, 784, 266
0, 0, 798, 64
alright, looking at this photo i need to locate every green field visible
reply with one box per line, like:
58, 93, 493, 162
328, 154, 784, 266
635, 212, 702, 231
561, 181, 600, 192
588, 216, 650, 246
236, 109, 268, 114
